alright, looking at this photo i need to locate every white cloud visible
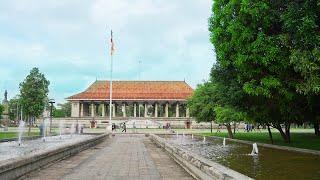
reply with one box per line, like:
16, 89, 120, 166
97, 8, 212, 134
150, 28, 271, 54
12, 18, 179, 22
90, 0, 174, 30
0, 0, 215, 103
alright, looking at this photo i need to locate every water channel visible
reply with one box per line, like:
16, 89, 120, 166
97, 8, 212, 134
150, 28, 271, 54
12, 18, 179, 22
161, 134, 320, 180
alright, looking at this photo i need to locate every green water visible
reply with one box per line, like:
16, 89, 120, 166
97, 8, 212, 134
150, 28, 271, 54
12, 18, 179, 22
163, 135, 320, 180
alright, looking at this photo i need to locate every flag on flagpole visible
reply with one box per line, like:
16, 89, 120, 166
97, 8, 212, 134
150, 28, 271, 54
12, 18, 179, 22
110, 30, 115, 55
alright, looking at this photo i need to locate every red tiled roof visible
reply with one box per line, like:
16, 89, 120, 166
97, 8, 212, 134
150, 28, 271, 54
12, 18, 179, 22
67, 81, 193, 101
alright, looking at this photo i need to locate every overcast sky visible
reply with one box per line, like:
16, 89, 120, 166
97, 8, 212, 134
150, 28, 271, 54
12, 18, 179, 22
0, 0, 215, 103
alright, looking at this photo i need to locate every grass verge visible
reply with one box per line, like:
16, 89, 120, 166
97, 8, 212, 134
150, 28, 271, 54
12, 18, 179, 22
199, 131, 320, 151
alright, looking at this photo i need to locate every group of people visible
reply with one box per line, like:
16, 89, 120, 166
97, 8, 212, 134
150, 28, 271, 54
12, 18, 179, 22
111, 122, 127, 133
163, 123, 171, 130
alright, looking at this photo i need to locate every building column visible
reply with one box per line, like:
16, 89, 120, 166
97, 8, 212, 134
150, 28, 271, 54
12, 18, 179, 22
165, 103, 169, 118
101, 103, 105, 117
71, 102, 80, 117
176, 103, 180, 117
144, 103, 148, 117
112, 103, 116, 117
186, 107, 190, 118
122, 103, 126, 117
91, 103, 95, 117
154, 103, 158, 118
134, 103, 137, 117
138, 104, 141, 117
80, 103, 84, 117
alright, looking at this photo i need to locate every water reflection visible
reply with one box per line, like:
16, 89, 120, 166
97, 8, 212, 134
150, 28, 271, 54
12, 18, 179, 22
161, 134, 320, 180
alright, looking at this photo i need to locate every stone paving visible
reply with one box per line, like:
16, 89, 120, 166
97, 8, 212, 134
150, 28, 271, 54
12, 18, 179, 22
21, 134, 194, 180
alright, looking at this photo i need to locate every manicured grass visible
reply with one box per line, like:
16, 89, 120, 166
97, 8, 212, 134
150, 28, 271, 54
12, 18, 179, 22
0, 131, 40, 139
199, 129, 320, 151
0, 127, 58, 139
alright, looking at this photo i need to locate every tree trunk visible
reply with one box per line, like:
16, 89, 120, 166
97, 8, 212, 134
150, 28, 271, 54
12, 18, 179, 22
267, 124, 273, 144
314, 122, 320, 136
275, 123, 290, 143
285, 123, 291, 143
210, 121, 213, 133
233, 122, 236, 135
226, 124, 234, 139
28, 116, 31, 136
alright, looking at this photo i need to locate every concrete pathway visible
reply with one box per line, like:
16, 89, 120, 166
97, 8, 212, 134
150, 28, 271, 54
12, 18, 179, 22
21, 134, 194, 180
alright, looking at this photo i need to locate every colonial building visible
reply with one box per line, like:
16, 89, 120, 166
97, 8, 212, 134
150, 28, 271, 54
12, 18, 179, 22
66, 81, 193, 119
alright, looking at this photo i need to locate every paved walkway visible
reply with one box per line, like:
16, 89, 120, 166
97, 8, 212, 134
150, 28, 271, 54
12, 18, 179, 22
21, 134, 194, 180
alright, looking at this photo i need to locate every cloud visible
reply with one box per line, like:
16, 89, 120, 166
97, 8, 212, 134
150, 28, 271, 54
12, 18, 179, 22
0, 0, 215, 103
90, 0, 174, 30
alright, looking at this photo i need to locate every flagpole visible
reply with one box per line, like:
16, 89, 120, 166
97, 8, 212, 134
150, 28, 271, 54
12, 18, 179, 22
109, 30, 113, 132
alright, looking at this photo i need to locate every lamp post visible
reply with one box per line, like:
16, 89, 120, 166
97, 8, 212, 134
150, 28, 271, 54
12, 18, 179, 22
49, 99, 55, 133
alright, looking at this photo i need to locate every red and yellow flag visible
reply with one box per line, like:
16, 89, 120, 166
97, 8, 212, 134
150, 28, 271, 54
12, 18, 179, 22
110, 30, 115, 55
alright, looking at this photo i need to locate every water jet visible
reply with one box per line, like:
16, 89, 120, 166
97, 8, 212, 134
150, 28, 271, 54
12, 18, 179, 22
18, 120, 25, 146
250, 143, 259, 155
59, 120, 64, 139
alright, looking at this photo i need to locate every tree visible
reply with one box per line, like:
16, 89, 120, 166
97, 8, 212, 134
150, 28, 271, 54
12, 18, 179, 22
0, 104, 3, 119
8, 96, 20, 122
208, 0, 309, 143
59, 102, 71, 117
53, 108, 65, 118
19, 68, 50, 135
210, 64, 249, 138
188, 62, 248, 138
187, 82, 216, 133
214, 106, 248, 139
282, 1, 320, 136
53, 103, 71, 118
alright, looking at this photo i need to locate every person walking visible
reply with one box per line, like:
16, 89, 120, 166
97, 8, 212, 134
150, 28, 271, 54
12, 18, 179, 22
122, 123, 127, 133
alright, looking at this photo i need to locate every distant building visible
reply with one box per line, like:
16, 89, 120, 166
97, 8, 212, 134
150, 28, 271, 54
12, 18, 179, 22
66, 81, 193, 119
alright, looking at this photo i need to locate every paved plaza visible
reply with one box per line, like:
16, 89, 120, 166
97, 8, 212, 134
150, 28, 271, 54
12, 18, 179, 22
21, 134, 194, 180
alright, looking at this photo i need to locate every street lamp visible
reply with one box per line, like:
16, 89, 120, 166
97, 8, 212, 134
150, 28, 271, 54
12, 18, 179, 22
49, 99, 55, 133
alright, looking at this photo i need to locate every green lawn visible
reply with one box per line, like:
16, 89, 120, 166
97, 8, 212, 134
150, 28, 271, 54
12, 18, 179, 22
199, 129, 320, 151
0, 127, 60, 140
0, 131, 40, 139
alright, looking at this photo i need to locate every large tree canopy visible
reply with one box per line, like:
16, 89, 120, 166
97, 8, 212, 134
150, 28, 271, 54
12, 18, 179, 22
283, 1, 320, 95
282, 1, 320, 136
20, 67, 50, 134
196, 0, 320, 142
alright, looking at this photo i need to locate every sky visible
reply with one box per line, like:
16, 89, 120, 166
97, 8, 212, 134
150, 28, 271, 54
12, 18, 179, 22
0, 0, 215, 104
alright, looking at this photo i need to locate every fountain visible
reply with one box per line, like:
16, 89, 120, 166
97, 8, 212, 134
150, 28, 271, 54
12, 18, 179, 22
183, 132, 185, 137
0, 133, 100, 179
203, 136, 206, 143
250, 143, 259, 155
223, 138, 226, 147
191, 134, 194, 139
59, 120, 64, 139
70, 123, 75, 136
42, 118, 49, 142
18, 120, 25, 146
78, 123, 82, 134
176, 132, 178, 138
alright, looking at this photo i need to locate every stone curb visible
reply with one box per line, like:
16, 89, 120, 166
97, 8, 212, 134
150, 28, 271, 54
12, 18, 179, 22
205, 135, 320, 156
0, 133, 109, 180
150, 134, 252, 180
